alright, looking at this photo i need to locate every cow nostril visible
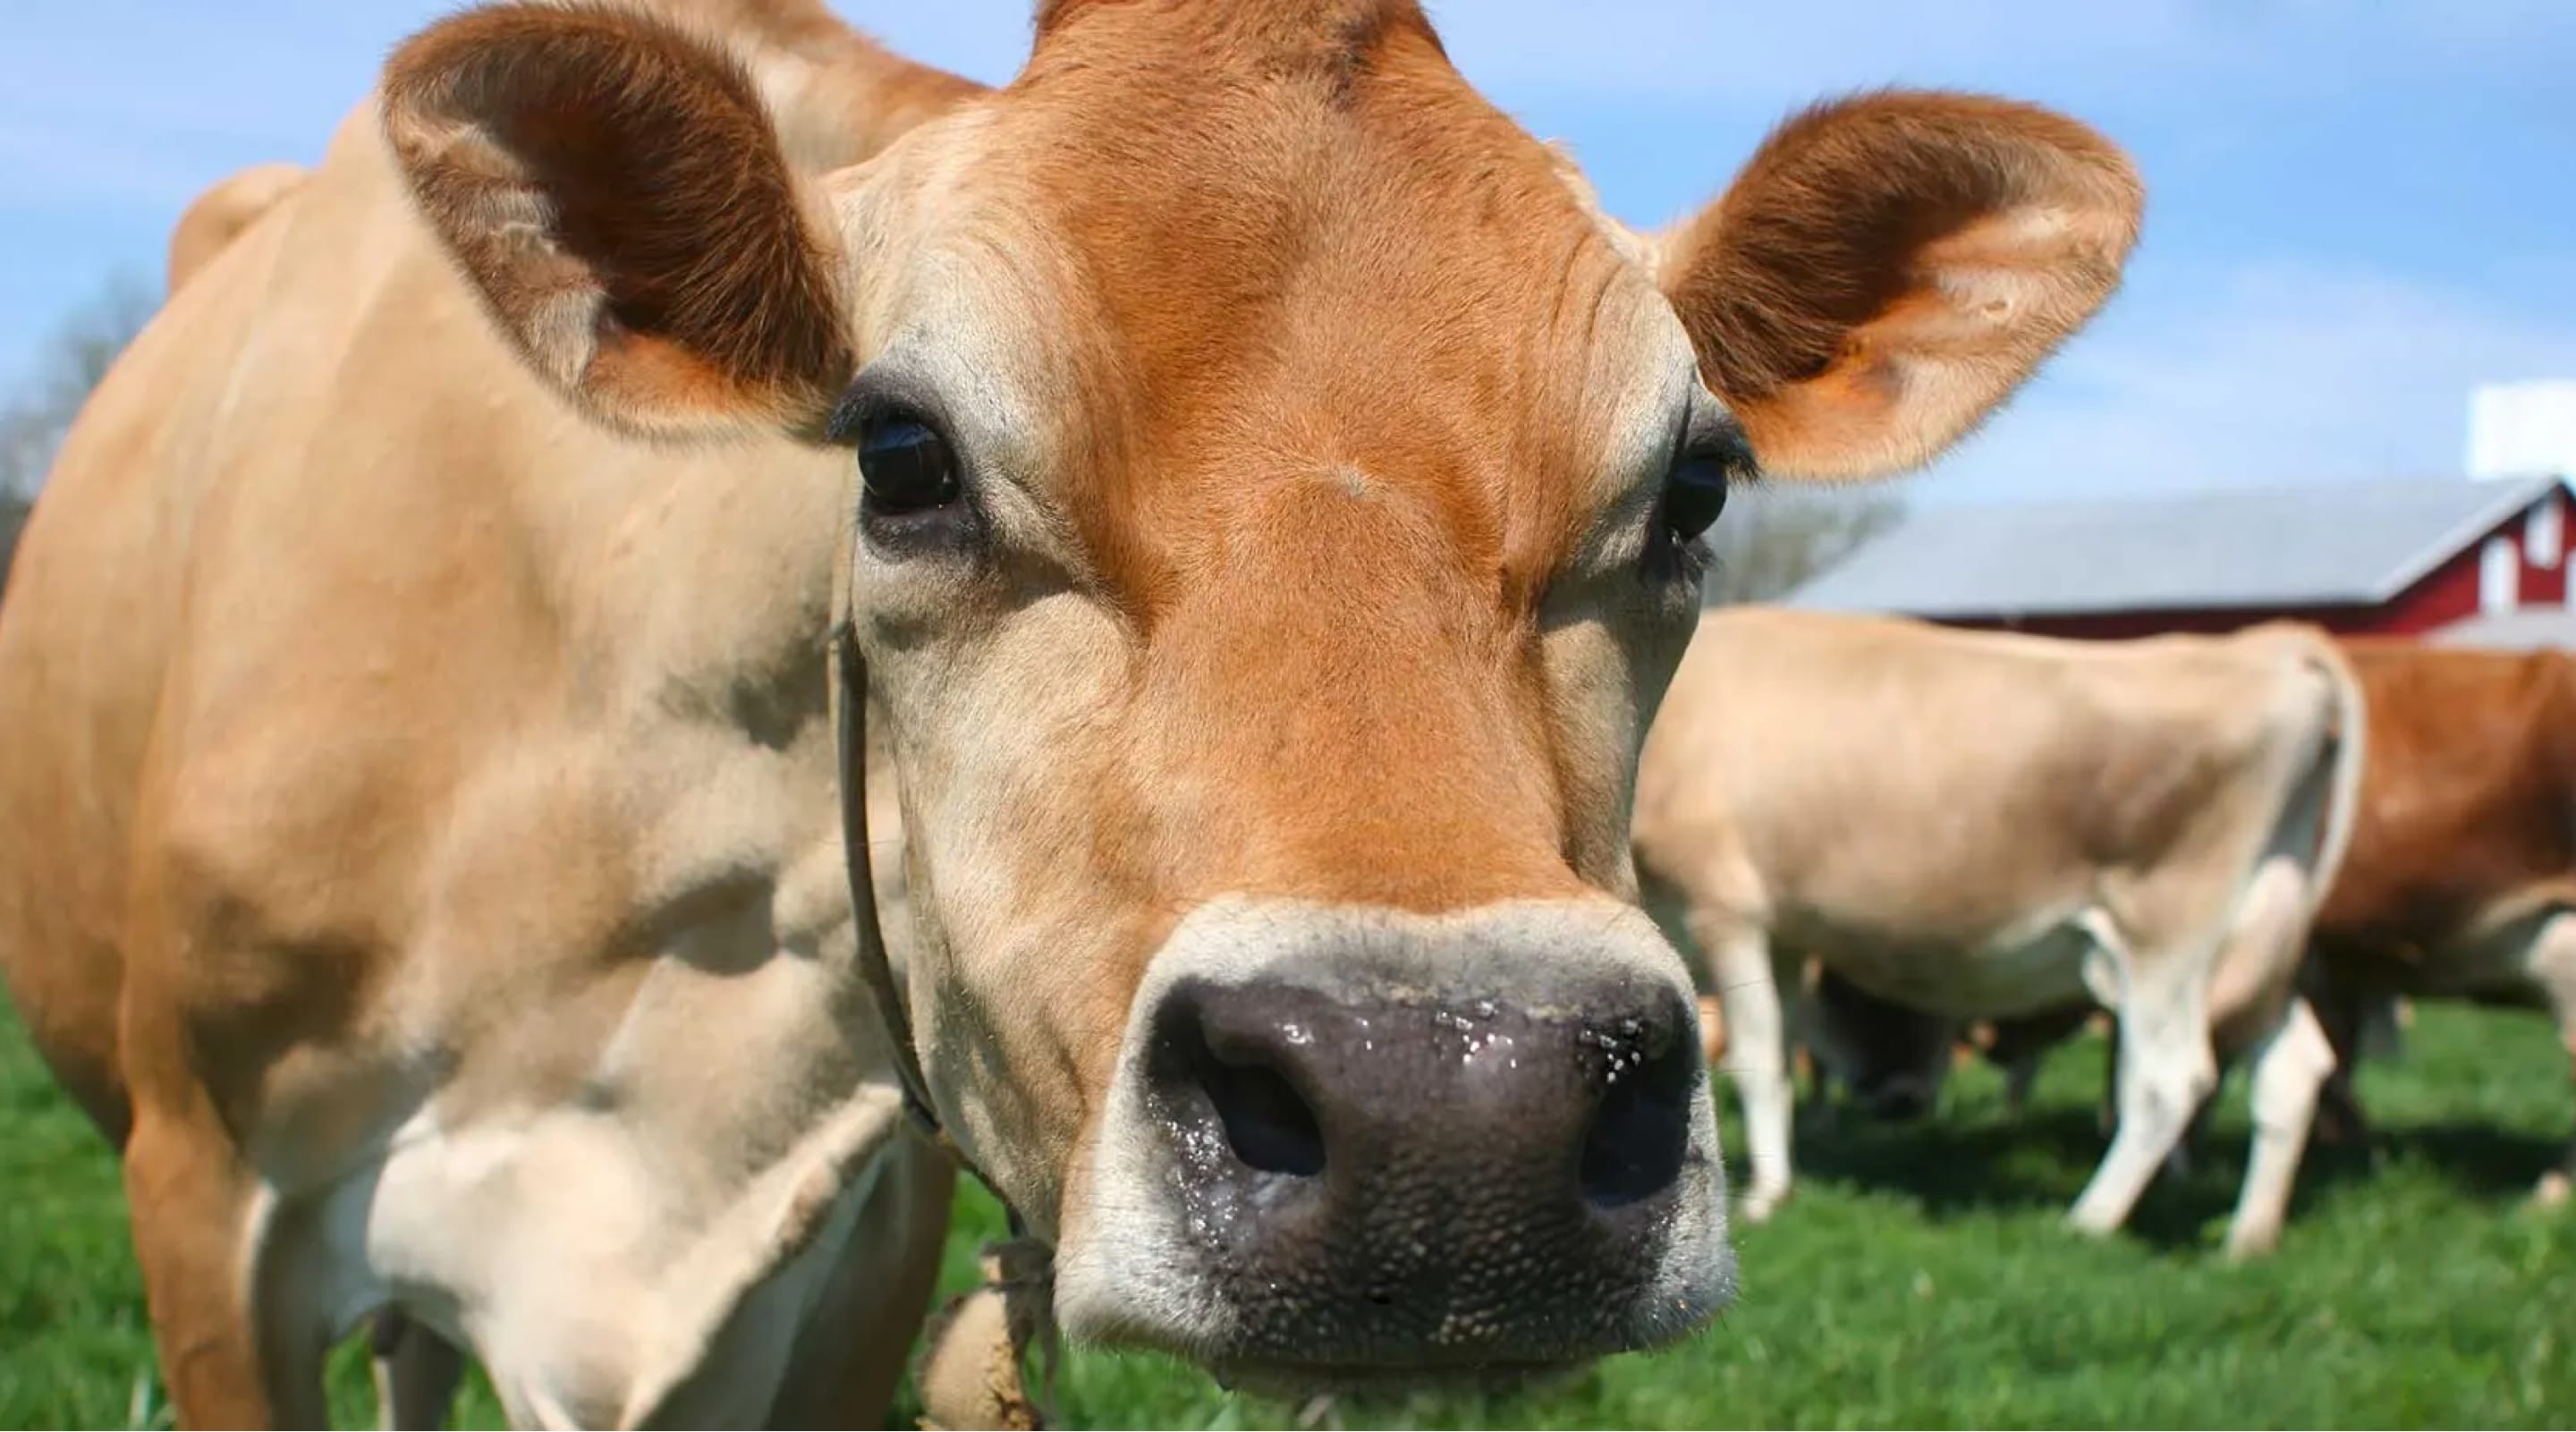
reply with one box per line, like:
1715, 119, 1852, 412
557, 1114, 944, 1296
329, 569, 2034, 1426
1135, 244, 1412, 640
1185, 1028, 1326, 1178
1579, 1032, 1692, 1209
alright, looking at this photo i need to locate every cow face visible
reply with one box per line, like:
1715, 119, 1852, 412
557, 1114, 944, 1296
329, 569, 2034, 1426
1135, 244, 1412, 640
385, 0, 2140, 1389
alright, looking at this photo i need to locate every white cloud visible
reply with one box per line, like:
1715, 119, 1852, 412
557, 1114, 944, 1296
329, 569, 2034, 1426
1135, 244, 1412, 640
1919, 258, 2576, 505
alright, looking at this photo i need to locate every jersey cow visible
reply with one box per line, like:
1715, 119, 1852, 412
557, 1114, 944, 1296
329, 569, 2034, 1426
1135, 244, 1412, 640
1818, 638, 2576, 1212
1634, 610, 2362, 1258
2304, 639, 2576, 1205
0, 0, 2141, 1423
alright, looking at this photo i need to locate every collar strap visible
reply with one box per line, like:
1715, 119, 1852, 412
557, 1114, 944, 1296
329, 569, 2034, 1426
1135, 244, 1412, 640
833, 621, 1010, 1199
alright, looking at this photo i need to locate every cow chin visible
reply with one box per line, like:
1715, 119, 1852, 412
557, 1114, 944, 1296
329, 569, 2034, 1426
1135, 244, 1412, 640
1053, 898, 1736, 1385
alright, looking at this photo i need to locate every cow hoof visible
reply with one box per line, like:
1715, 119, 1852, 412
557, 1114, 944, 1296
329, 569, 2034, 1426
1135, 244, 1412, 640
2063, 1206, 2122, 1240
2224, 1227, 2280, 1262
2535, 1171, 2572, 1210
1740, 1188, 1791, 1224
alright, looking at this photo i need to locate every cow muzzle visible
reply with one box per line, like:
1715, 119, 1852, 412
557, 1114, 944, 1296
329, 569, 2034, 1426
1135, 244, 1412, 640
1055, 899, 1734, 1392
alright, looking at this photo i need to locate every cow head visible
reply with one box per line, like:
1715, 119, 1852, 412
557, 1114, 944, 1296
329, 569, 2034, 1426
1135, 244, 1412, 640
385, 0, 2140, 1391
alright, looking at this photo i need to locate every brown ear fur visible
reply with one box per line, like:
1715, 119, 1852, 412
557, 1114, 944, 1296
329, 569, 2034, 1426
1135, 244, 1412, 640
382, 3, 852, 437
1660, 90, 2142, 482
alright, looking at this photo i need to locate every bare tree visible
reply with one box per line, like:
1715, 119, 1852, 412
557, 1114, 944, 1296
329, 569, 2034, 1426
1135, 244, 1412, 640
1, 274, 157, 591
1700, 485, 1902, 606
2, 274, 158, 498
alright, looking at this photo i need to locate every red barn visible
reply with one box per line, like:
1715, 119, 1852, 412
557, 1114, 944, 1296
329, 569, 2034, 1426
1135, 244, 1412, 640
1784, 475, 2573, 642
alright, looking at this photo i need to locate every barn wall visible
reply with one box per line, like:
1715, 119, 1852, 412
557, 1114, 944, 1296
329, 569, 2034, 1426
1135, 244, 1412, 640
1942, 487, 2573, 642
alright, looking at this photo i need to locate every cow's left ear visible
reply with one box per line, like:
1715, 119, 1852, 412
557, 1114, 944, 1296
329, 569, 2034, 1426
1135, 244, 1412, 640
382, 4, 852, 440
1657, 90, 2142, 482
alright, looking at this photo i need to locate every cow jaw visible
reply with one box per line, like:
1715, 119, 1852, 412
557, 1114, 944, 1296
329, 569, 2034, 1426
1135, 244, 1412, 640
1051, 897, 1732, 1387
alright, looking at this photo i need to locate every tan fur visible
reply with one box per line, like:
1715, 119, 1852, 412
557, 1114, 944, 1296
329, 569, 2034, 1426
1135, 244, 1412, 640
165, 163, 309, 292
0, 0, 2137, 1420
1636, 608, 2360, 1251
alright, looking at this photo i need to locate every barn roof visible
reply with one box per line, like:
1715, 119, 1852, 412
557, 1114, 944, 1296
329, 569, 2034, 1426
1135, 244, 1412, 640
2430, 607, 2576, 650
1783, 475, 2564, 620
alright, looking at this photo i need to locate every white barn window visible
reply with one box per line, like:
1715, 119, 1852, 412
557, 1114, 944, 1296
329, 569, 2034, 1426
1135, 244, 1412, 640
2481, 535, 2521, 614
2529, 499, 2563, 569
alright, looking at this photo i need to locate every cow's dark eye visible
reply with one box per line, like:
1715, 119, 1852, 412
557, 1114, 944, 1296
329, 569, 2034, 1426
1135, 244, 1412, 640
857, 414, 960, 514
1662, 447, 1734, 544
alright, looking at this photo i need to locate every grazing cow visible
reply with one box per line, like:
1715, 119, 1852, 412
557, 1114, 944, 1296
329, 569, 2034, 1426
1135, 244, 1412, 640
2303, 639, 2576, 1204
1801, 962, 2383, 1187
0, 0, 2141, 1422
1635, 610, 2363, 1257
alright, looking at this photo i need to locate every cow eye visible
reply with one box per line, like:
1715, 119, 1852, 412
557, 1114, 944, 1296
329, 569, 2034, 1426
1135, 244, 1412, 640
1662, 447, 1733, 544
857, 414, 960, 514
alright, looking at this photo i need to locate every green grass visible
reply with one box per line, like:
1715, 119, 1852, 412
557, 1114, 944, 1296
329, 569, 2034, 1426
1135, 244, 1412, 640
4, 990, 2569, 1428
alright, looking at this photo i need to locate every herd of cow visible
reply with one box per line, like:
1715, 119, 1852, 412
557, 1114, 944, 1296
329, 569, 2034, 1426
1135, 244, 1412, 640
0, 0, 2559, 1428
1638, 608, 2576, 1261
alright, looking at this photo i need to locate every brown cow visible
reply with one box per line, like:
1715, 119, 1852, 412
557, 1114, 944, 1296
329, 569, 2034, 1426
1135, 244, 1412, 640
2308, 638, 2576, 1203
0, 0, 2140, 1422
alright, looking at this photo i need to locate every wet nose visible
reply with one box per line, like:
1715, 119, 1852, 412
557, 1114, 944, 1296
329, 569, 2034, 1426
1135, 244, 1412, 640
1140, 972, 1699, 1366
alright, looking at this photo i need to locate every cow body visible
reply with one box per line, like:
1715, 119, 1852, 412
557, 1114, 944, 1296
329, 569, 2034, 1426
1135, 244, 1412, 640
1634, 608, 2361, 1256
1828, 639, 2576, 1205
2309, 640, 2576, 1198
0, 0, 2141, 1422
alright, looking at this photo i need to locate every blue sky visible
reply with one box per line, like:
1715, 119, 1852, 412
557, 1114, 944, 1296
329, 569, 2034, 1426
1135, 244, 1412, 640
4, 1, 2572, 504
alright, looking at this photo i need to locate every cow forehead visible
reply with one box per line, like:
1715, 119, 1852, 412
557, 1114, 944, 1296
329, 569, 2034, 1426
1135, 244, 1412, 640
869, 0, 1690, 602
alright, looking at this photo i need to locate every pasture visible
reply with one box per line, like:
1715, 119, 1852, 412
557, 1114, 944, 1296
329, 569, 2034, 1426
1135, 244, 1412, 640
5, 990, 2567, 1429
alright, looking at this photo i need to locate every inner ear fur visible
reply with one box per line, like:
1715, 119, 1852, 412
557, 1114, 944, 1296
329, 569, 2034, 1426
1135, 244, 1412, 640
1659, 89, 2144, 482
382, 3, 853, 437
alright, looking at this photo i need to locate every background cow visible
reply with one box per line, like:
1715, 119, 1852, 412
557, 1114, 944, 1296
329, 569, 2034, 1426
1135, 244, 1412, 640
2306, 639, 2576, 1205
0, 0, 2140, 1422
1635, 610, 2363, 1258
1816, 637, 2571, 1210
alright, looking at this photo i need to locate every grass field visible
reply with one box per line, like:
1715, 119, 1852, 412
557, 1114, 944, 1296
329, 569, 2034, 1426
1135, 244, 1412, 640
4, 991, 2570, 1429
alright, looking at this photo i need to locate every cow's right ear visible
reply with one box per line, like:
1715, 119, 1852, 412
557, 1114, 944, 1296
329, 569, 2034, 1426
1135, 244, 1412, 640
382, 4, 852, 441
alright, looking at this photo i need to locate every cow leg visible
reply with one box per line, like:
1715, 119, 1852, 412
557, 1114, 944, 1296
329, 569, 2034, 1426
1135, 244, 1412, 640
2223, 994, 2334, 1259
768, 1136, 957, 1429
2529, 911, 2576, 1208
369, 1309, 465, 1431
124, 1105, 329, 1428
1695, 993, 1729, 1066
2068, 936, 2218, 1240
1786, 958, 1840, 1133
2002, 1048, 2044, 1122
1705, 925, 1795, 1222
